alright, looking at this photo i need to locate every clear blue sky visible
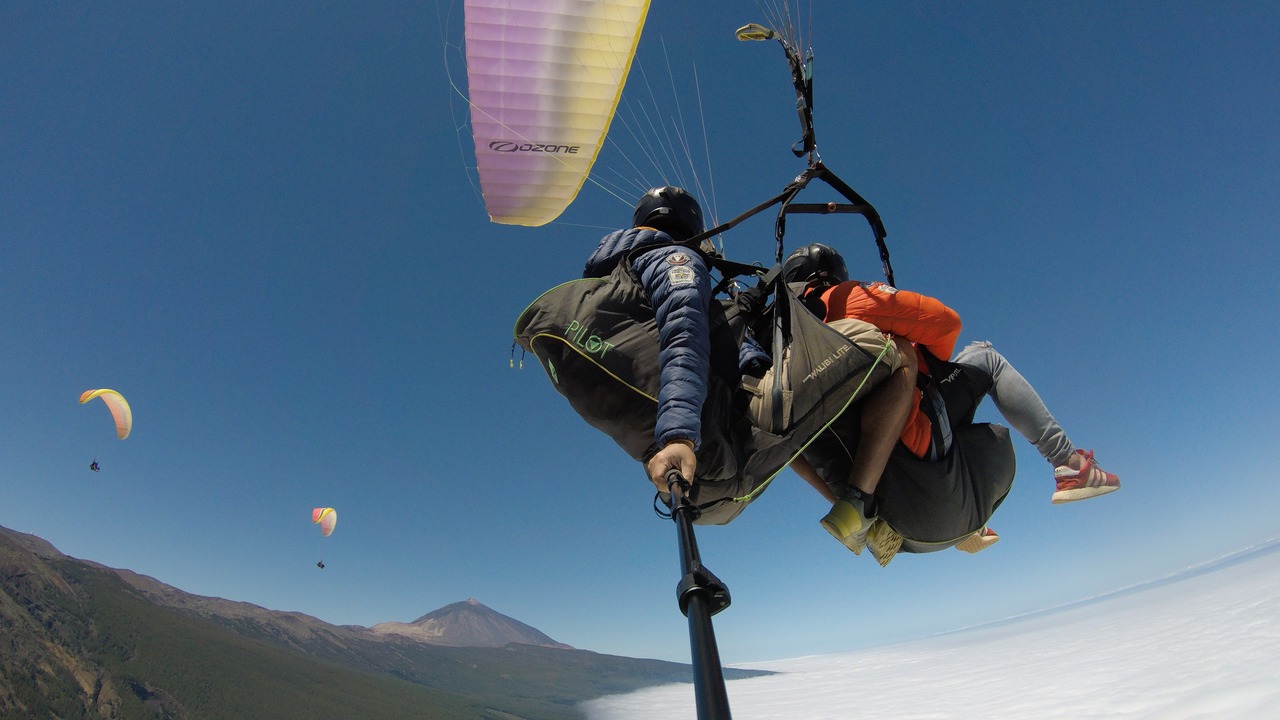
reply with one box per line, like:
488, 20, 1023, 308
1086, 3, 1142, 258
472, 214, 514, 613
3, 1, 1278, 665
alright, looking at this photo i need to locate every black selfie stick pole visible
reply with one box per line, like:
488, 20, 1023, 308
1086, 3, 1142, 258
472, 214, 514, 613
666, 469, 733, 719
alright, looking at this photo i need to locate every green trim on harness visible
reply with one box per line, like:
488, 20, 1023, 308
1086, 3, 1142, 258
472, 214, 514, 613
527, 332, 658, 402
731, 335, 894, 504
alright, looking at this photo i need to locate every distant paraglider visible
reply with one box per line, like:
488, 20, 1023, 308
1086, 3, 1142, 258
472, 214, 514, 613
312, 507, 336, 568
80, 389, 132, 439
80, 389, 131, 472
312, 507, 337, 536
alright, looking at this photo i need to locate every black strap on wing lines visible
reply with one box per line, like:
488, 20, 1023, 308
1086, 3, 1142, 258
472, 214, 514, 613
689, 162, 894, 290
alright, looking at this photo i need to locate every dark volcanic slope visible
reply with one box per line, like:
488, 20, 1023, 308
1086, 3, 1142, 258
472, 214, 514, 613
371, 597, 572, 648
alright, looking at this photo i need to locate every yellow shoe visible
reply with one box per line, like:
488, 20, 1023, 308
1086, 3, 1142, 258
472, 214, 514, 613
866, 519, 902, 568
820, 498, 873, 555
955, 526, 1000, 554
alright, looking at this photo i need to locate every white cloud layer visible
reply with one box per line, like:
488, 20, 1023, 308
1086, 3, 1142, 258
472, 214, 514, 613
585, 541, 1280, 719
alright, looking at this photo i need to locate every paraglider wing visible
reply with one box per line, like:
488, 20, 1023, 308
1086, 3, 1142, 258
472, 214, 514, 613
79, 389, 132, 439
464, 0, 650, 226
312, 507, 337, 537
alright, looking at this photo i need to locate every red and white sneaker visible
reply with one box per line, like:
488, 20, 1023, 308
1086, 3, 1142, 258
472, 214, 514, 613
955, 526, 1000, 553
1052, 449, 1120, 504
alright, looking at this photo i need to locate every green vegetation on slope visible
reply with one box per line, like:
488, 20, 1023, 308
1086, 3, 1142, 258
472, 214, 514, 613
1, 530, 769, 719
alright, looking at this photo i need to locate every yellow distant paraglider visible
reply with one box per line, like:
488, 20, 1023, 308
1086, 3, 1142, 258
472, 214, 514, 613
80, 389, 132, 439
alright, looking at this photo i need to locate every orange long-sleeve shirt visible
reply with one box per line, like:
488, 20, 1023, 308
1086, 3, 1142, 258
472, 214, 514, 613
819, 281, 962, 458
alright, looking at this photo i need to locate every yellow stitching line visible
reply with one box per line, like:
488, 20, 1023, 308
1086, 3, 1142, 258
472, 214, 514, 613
517, 293, 896, 508
916, 486, 1015, 547
529, 334, 658, 402
732, 336, 895, 504
512, 278, 607, 340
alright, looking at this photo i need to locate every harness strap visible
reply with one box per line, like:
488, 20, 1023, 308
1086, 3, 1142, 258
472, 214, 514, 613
914, 345, 956, 459
729, 335, 897, 507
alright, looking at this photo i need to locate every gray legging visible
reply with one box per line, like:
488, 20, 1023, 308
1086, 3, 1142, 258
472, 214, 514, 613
951, 341, 1077, 467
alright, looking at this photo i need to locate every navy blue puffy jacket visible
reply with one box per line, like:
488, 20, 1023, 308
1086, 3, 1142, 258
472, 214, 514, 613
584, 227, 710, 450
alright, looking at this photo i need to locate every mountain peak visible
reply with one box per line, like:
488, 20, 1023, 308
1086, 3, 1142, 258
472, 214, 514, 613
0, 525, 63, 558
372, 599, 571, 649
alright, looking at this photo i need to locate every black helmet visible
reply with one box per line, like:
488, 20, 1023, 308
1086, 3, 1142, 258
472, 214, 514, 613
783, 243, 848, 285
632, 186, 704, 242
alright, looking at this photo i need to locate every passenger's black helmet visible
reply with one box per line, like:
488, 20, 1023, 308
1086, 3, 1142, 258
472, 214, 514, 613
632, 186, 704, 242
782, 243, 849, 286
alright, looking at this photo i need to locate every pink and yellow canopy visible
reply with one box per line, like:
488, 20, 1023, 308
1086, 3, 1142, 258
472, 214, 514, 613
312, 507, 337, 537
80, 389, 132, 439
464, 0, 650, 226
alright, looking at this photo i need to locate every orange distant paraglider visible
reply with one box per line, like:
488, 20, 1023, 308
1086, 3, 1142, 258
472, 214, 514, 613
80, 389, 132, 439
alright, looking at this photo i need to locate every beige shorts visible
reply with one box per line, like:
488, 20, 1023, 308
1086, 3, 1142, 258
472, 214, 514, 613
742, 318, 900, 433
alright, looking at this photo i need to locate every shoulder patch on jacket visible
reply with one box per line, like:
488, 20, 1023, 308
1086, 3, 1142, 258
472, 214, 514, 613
666, 251, 692, 266
668, 265, 696, 286
861, 281, 897, 295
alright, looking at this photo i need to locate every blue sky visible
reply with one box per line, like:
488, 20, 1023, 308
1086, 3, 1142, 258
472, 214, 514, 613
3, 1, 1278, 665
